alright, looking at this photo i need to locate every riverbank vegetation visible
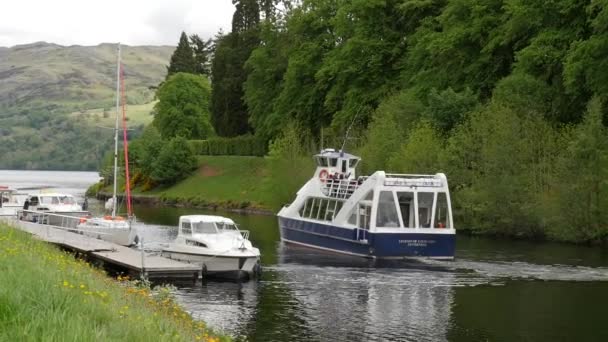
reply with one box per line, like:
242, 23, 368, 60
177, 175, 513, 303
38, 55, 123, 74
0, 223, 228, 341
95, 0, 608, 244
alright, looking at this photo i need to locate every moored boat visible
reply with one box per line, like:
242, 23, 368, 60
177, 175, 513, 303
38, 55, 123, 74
75, 43, 136, 247
20, 192, 89, 225
161, 215, 261, 281
277, 148, 456, 259
0, 186, 28, 218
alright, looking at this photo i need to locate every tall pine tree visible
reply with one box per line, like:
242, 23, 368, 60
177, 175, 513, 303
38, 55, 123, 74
190, 34, 213, 76
166, 32, 196, 77
210, 0, 260, 136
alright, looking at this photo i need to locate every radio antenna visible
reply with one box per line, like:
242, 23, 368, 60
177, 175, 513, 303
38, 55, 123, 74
340, 106, 363, 152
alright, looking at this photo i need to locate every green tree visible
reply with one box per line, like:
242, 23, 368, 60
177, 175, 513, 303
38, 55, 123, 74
189, 34, 213, 76
424, 87, 478, 133
167, 32, 196, 77
548, 97, 608, 242
388, 121, 443, 174
359, 90, 424, 173
151, 136, 198, 185
153, 72, 214, 139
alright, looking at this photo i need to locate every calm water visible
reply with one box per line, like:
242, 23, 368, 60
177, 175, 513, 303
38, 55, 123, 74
3, 170, 608, 341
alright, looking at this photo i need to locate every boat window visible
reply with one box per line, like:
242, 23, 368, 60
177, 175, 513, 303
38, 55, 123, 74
329, 158, 338, 167
317, 199, 327, 220
181, 221, 192, 235
318, 157, 328, 167
310, 198, 321, 219
348, 209, 357, 225
194, 222, 217, 234
218, 222, 238, 231
299, 200, 308, 217
396, 192, 415, 228
30, 197, 39, 206
341, 160, 347, 173
358, 204, 371, 230
349, 159, 358, 168
52, 197, 60, 204
434, 192, 451, 229
376, 191, 400, 227
60, 196, 75, 205
417, 192, 434, 228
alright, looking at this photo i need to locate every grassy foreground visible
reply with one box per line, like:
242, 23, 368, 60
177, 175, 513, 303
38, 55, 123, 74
0, 223, 228, 342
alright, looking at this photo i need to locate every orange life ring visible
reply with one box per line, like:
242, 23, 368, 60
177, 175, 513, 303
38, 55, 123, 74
319, 169, 329, 183
79, 217, 87, 224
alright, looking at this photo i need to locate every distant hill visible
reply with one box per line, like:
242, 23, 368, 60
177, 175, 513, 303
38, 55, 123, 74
0, 42, 174, 170
0, 42, 173, 110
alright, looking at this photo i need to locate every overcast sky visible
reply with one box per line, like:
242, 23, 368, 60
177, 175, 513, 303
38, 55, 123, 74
0, 0, 235, 47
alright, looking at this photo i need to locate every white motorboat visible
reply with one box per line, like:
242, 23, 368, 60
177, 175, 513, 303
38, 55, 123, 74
0, 186, 28, 218
21, 192, 89, 225
161, 215, 261, 281
76, 43, 136, 246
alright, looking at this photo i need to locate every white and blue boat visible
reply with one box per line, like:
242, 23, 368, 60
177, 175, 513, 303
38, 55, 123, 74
277, 149, 455, 259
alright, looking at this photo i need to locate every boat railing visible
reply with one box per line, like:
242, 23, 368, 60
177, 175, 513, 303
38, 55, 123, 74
239, 230, 250, 241
321, 179, 361, 199
16, 210, 113, 237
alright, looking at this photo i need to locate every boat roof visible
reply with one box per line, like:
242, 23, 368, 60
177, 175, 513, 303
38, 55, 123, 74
179, 215, 235, 224
314, 148, 360, 160
32, 193, 75, 197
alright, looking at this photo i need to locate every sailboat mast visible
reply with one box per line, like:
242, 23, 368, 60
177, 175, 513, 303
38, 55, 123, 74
112, 43, 121, 218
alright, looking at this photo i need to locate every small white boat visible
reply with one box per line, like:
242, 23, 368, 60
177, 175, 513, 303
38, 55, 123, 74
161, 215, 261, 281
0, 186, 28, 218
21, 192, 89, 225
77, 215, 137, 246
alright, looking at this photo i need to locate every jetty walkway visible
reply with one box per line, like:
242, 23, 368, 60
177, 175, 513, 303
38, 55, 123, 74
5, 217, 201, 280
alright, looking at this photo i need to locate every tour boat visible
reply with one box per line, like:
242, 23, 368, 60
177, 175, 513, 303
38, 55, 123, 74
161, 215, 261, 280
277, 148, 456, 259
76, 43, 136, 246
0, 186, 28, 218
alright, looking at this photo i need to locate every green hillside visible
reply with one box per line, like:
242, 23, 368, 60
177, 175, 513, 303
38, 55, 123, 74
0, 42, 173, 170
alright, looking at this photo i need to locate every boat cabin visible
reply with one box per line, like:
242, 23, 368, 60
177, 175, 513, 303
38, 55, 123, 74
178, 215, 241, 236
314, 149, 360, 182
352, 174, 453, 231
0, 186, 25, 207
26, 193, 81, 212
297, 172, 453, 232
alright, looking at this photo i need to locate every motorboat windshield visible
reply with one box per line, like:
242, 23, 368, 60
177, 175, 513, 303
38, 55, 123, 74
40, 195, 76, 205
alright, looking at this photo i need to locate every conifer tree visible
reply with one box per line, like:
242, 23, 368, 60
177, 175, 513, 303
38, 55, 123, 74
166, 32, 196, 77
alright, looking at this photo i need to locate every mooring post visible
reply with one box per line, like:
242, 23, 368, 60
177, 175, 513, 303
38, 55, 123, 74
140, 236, 146, 279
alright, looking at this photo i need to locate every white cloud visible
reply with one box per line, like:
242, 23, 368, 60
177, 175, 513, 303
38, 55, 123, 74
0, 0, 234, 47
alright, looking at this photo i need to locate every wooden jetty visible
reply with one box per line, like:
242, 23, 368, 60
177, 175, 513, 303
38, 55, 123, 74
11, 219, 201, 280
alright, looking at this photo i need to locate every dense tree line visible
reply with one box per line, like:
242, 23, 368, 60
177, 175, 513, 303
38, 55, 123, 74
120, 0, 608, 243
231, 0, 608, 243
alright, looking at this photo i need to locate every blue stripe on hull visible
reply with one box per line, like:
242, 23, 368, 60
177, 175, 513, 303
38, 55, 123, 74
278, 217, 455, 259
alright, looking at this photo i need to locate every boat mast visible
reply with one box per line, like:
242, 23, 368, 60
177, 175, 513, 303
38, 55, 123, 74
111, 43, 121, 218
120, 56, 133, 218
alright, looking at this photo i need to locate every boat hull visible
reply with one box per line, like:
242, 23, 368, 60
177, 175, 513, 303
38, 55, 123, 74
160, 249, 260, 281
80, 227, 135, 246
278, 216, 455, 259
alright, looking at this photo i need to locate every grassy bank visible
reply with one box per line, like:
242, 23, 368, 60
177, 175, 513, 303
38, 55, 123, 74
0, 223, 228, 341
93, 155, 314, 213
